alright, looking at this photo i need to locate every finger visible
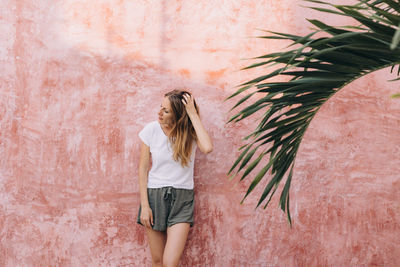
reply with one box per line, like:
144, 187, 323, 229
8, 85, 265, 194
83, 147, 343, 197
150, 216, 153, 226
181, 98, 187, 105
184, 94, 192, 104
142, 218, 147, 227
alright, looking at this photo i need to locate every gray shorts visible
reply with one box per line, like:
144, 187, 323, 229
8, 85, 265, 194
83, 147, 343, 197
137, 187, 194, 231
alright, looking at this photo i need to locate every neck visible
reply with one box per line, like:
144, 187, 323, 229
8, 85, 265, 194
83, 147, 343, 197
160, 123, 172, 136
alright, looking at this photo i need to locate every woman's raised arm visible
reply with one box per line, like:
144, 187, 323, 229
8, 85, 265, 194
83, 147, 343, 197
182, 93, 213, 154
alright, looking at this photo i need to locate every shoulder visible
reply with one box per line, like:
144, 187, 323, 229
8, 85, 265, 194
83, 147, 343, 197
139, 121, 160, 144
140, 121, 162, 138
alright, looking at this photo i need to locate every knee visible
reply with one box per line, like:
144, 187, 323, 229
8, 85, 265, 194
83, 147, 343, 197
152, 257, 163, 267
163, 257, 179, 267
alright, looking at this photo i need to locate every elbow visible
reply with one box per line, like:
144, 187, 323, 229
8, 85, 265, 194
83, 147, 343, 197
202, 144, 213, 154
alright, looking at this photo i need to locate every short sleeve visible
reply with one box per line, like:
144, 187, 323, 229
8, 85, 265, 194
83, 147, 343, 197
138, 122, 154, 146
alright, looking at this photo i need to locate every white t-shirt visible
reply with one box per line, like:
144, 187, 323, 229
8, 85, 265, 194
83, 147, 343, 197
139, 121, 196, 189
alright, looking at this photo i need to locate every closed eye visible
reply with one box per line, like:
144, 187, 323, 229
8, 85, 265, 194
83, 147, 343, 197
160, 105, 170, 113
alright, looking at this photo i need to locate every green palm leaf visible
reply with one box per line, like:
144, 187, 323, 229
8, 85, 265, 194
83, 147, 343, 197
228, 0, 400, 225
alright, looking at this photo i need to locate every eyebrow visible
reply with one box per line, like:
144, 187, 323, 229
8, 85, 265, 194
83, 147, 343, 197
160, 105, 170, 111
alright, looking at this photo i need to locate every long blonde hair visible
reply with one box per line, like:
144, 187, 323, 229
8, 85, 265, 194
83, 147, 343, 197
165, 90, 199, 167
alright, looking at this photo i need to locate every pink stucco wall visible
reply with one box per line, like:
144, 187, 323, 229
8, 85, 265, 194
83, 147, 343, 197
1, 0, 399, 266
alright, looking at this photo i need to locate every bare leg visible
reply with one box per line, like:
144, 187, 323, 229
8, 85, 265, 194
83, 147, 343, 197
146, 228, 167, 267
163, 223, 190, 267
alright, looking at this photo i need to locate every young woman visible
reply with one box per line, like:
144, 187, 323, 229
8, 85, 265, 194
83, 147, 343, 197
137, 90, 213, 267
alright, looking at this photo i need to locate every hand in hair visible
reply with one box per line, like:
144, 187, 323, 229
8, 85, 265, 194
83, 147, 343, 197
181, 93, 197, 116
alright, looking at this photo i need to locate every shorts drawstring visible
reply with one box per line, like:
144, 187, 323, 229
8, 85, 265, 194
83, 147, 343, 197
163, 186, 176, 201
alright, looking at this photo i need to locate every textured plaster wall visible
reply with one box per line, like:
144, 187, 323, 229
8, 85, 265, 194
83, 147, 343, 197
0, 0, 399, 266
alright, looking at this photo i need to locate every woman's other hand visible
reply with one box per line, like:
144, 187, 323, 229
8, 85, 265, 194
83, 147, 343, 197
140, 205, 154, 228
181, 93, 197, 116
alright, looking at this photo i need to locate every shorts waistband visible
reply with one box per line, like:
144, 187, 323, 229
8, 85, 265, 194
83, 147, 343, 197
148, 186, 193, 201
